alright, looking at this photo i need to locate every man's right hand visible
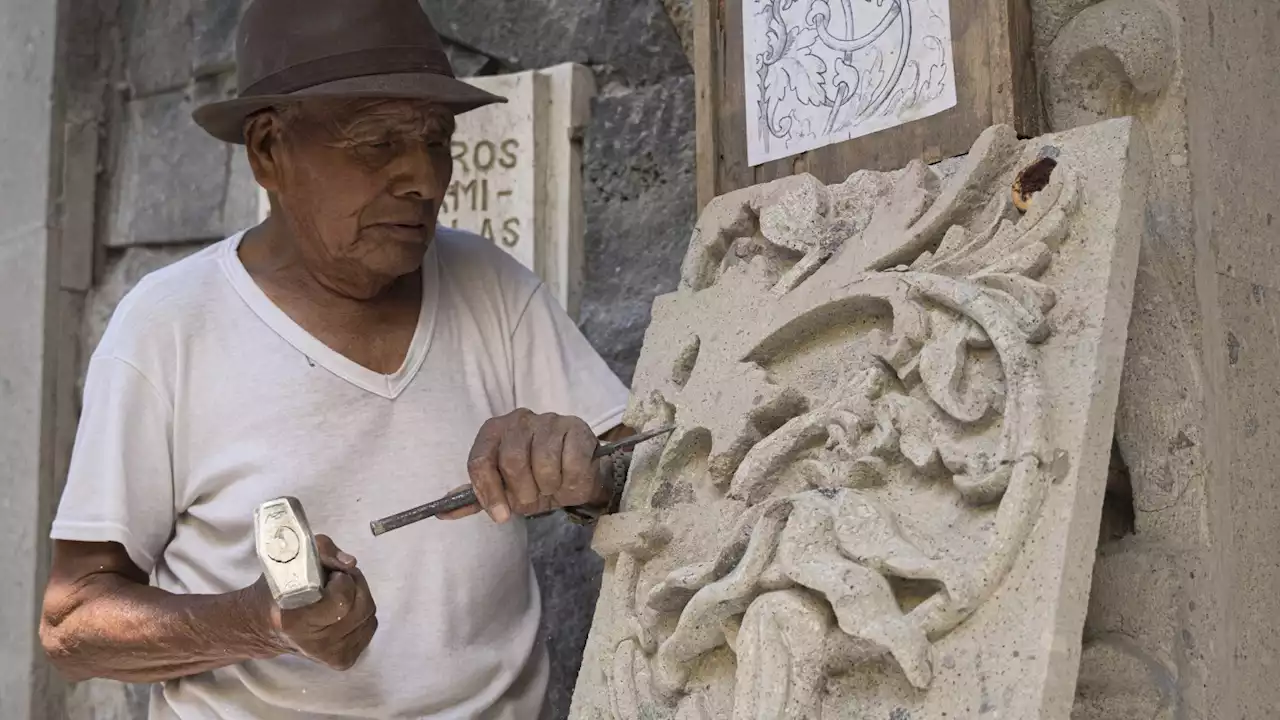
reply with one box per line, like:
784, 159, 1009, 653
252, 534, 378, 670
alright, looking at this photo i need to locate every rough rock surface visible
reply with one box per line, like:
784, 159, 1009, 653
109, 81, 258, 247
659, 0, 695, 61
123, 0, 245, 93
580, 75, 697, 382
528, 516, 606, 720
569, 118, 1149, 718
420, 0, 690, 87
1029, 0, 1105, 72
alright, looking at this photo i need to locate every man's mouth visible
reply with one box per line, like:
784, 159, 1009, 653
370, 221, 426, 232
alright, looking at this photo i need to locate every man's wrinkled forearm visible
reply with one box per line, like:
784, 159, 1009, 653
41, 574, 286, 683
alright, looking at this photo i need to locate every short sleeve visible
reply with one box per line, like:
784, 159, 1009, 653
511, 284, 629, 435
51, 355, 175, 574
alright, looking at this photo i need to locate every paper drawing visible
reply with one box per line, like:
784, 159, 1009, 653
743, 0, 958, 166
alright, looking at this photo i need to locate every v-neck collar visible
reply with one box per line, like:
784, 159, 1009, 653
219, 230, 439, 400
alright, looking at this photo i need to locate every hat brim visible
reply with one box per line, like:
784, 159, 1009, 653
192, 72, 507, 144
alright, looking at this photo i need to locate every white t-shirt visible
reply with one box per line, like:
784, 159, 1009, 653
50, 227, 629, 719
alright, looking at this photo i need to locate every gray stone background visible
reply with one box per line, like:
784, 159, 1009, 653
70, 1, 695, 718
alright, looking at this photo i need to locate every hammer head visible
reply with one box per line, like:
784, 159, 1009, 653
253, 496, 324, 610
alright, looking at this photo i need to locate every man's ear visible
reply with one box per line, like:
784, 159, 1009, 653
243, 109, 286, 194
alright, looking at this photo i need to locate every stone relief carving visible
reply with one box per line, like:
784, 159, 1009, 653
1041, 0, 1176, 132
572, 119, 1147, 720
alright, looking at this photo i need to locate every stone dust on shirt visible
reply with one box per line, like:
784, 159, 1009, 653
51, 226, 629, 719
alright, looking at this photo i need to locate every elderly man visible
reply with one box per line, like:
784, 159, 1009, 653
38, 1, 633, 717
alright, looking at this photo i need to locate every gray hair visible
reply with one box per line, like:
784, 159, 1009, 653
244, 98, 456, 144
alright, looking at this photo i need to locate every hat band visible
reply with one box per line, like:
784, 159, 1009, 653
242, 46, 455, 96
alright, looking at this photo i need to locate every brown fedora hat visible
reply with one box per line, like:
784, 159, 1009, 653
193, 0, 506, 144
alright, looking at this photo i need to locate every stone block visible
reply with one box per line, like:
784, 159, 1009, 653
579, 75, 696, 383
192, 0, 244, 77
0, 9, 57, 232
124, 0, 195, 95
125, 0, 245, 94
1113, 230, 1208, 543
1216, 272, 1280, 719
659, 0, 694, 62
1072, 639, 1174, 720
0, 227, 50, 719
442, 40, 500, 78
1084, 540, 1186, 668
1030, 0, 1102, 68
0, 0, 60, 714
1076, 538, 1212, 720
109, 82, 259, 247
444, 72, 541, 300
1187, 1, 1280, 289
420, 0, 689, 86
569, 118, 1150, 718
1042, 0, 1177, 133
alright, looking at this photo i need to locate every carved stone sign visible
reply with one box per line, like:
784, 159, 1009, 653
570, 118, 1149, 719
441, 70, 541, 266
438, 64, 594, 319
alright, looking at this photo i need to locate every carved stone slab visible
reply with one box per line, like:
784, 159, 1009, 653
569, 118, 1150, 720
437, 63, 595, 319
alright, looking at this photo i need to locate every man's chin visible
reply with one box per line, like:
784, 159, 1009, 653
376, 249, 426, 278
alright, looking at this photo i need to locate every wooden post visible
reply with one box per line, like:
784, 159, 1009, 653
693, 0, 720, 211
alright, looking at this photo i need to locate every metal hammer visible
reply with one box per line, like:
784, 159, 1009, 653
254, 496, 326, 609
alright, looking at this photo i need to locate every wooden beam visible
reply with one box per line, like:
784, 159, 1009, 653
693, 0, 719, 210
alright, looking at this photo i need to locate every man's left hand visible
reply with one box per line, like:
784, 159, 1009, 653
441, 409, 612, 523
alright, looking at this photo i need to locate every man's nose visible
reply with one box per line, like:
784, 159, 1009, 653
389, 141, 443, 200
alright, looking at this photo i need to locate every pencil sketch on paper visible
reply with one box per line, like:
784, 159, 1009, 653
743, 0, 958, 166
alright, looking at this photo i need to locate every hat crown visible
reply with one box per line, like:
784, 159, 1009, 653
235, 0, 454, 97
193, 0, 503, 144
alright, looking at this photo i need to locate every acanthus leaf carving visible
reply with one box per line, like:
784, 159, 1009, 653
575, 120, 1139, 720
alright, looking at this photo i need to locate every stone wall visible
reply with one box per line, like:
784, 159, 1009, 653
68, 1, 694, 718
1031, 0, 1280, 717
0, 0, 66, 714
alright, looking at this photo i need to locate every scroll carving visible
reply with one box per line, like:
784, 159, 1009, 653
1041, 0, 1176, 132
575, 120, 1145, 720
